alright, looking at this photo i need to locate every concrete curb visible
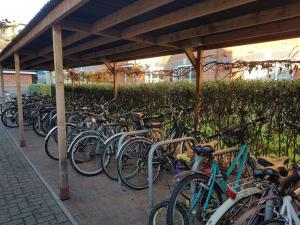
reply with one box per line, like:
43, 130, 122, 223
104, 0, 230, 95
0, 124, 79, 225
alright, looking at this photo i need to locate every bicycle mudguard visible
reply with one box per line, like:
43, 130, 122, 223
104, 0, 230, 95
67, 130, 102, 154
45, 123, 77, 140
103, 132, 124, 146
116, 136, 153, 158
205, 187, 263, 225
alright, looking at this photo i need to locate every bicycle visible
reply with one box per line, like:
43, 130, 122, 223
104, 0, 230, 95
204, 121, 300, 225
116, 106, 207, 190
166, 118, 266, 225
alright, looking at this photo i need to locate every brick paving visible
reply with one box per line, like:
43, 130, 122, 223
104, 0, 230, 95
0, 126, 73, 225
3, 125, 172, 225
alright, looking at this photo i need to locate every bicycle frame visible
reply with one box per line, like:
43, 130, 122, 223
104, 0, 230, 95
205, 185, 264, 225
191, 144, 250, 215
279, 195, 300, 225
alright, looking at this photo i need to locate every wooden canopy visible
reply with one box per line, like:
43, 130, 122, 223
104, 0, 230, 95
1, 0, 300, 70
1, 0, 300, 202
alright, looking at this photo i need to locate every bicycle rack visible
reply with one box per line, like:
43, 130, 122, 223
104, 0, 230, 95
147, 137, 197, 209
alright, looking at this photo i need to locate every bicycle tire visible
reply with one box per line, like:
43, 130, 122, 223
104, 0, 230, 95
213, 194, 263, 225
32, 110, 50, 137
167, 173, 223, 225
68, 130, 97, 156
117, 137, 161, 190
69, 134, 104, 176
101, 134, 122, 181
44, 123, 76, 160
23, 106, 35, 126
1, 107, 18, 128
149, 200, 189, 225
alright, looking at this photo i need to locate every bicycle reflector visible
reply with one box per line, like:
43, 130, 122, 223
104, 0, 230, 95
203, 168, 210, 175
226, 187, 237, 199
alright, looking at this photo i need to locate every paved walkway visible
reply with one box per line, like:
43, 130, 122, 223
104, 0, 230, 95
2, 124, 172, 225
0, 126, 73, 225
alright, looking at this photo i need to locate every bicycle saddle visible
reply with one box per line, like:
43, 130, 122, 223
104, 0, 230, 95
144, 121, 162, 129
193, 141, 217, 155
257, 156, 289, 167
254, 161, 288, 180
132, 112, 145, 119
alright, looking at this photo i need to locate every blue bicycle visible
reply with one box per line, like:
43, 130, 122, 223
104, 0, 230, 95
167, 118, 266, 225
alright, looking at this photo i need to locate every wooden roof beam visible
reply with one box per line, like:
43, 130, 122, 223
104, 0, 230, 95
90, 0, 175, 32
156, 1, 300, 44
200, 17, 300, 47
61, 19, 178, 49
80, 42, 152, 59
20, 0, 175, 64
203, 30, 300, 50
121, 0, 256, 38
168, 16, 300, 51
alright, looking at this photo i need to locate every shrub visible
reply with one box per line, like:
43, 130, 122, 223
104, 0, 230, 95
28, 84, 52, 96
31, 80, 300, 159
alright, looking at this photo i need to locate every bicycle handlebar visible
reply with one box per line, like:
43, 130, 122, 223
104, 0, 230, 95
208, 117, 267, 140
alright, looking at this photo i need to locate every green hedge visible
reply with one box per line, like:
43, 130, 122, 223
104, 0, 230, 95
28, 84, 52, 96
30, 81, 300, 159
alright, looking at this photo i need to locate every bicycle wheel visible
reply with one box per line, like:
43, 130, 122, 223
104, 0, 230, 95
43, 112, 56, 134
229, 202, 269, 225
1, 107, 18, 128
167, 173, 223, 225
117, 137, 161, 190
101, 134, 122, 180
149, 200, 189, 225
32, 111, 50, 137
70, 134, 104, 176
214, 193, 263, 225
44, 124, 76, 160
23, 106, 35, 126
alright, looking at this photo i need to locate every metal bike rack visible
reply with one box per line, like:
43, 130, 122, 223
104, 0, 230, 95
147, 137, 197, 209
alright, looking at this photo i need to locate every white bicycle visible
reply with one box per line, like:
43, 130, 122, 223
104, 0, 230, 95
205, 163, 300, 225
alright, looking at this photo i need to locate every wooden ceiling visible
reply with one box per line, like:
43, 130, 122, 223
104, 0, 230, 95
1, 0, 300, 70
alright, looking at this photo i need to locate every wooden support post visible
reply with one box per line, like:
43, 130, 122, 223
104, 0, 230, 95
0, 65, 5, 105
194, 49, 204, 130
14, 53, 25, 147
104, 62, 118, 100
52, 25, 70, 200
113, 63, 118, 100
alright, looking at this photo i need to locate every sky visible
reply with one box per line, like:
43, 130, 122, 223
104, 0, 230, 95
0, 0, 49, 23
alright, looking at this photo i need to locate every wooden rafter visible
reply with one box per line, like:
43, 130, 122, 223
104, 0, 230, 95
156, 1, 300, 44
19, 0, 175, 64
121, 0, 256, 38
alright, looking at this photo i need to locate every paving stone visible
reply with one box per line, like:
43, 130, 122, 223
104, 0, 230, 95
0, 127, 72, 225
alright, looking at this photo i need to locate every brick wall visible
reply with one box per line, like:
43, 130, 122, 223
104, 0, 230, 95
2, 73, 33, 94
